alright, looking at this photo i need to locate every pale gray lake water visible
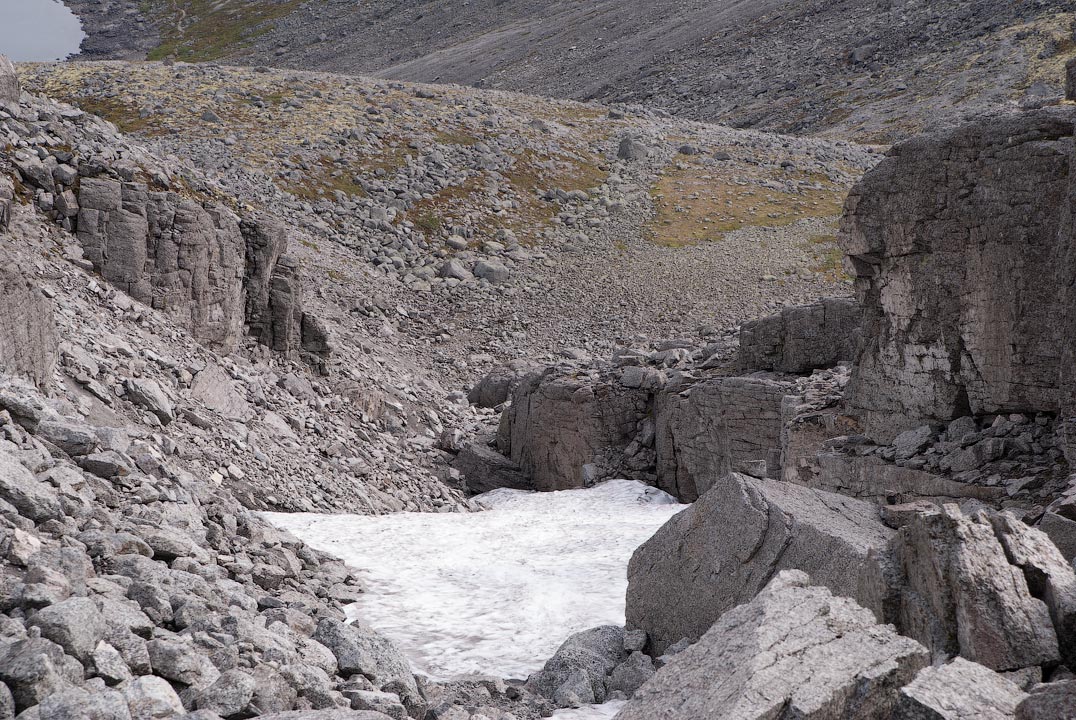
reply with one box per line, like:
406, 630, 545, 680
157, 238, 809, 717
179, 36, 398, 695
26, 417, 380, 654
0, 0, 85, 62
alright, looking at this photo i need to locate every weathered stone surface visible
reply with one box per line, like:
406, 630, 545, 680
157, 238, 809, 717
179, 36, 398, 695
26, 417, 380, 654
1066, 57, 1076, 102
890, 506, 1060, 671
989, 512, 1076, 669
618, 571, 929, 720
737, 298, 861, 373
257, 712, 396, 720
626, 473, 893, 654
190, 365, 253, 421
840, 111, 1076, 443
312, 619, 422, 718
0, 255, 58, 388
894, 657, 1027, 720
1039, 511, 1076, 561
0, 449, 62, 522
0, 56, 17, 105
124, 378, 174, 425
451, 443, 532, 494
467, 363, 533, 408
1016, 680, 1076, 720
74, 181, 328, 363
528, 626, 626, 707
77, 177, 245, 353
496, 369, 650, 491
27, 597, 106, 662
0, 637, 72, 711
654, 375, 793, 502
812, 452, 1006, 502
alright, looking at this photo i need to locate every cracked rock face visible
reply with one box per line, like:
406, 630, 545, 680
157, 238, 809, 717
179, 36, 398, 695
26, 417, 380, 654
894, 657, 1027, 720
888, 506, 1072, 672
625, 473, 894, 655
0, 55, 17, 106
737, 297, 861, 374
840, 110, 1076, 443
495, 368, 651, 491
654, 375, 794, 501
618, 570, 929, 720
0, 256, 57, 388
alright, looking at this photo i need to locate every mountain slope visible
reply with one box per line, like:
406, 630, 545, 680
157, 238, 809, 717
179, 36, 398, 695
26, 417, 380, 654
71, 0, 1076, 142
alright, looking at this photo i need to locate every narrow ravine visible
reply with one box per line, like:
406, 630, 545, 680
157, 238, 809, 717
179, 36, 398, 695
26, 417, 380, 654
266, 480, 686, 718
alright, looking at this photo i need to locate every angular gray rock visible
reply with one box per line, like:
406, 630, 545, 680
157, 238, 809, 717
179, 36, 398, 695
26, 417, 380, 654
0, 55, 17, 105
312, 619, 423, 718
0, 256, 58, 388
27, 597, 106, 662
894, 657, 1027, 720
890, 506, 1060, 671
528, 626, 626, 707
1067, 57, 1076, 102
654, 375, 794, 501
124, 378, 174, 425
737, 298, 861, 373
496, 369, 650, 491
617, 571, 929, 720
626, 472, 893, 654
0, 449, 62, 523
840, 111, 1076, 443
1016, 680, 1076, 720
451, 443, 532, 494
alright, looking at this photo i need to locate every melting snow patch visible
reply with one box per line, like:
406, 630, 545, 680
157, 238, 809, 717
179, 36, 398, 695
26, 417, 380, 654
265, 479, 683, 683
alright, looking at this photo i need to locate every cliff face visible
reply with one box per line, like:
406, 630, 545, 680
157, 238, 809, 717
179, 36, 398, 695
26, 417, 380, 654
839, 110, 1076, 444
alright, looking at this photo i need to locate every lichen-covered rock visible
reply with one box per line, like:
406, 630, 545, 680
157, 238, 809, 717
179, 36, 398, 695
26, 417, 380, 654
840, 111, 1076, 443
654, 375, 795, 501
0, 255, 57, 388
737, 298, 861, 373
617, 571, 929, 720
626, 473, 893, 654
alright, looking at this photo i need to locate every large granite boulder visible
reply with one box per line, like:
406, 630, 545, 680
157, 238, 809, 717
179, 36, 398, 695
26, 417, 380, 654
0, 255, 57, 388
840, 110, 1076, 443
737, 298, 861, 373
894, 657, 1027, 719
496, 368, 651, 491
0, 55, 18, 105
617, 571, 929, 720
625, 473, 894, 654
654, 375, 793, 501
888, 506, 1071, 672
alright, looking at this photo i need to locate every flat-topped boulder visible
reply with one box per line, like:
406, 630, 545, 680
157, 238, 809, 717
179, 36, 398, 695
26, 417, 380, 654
626, 472, 894, 654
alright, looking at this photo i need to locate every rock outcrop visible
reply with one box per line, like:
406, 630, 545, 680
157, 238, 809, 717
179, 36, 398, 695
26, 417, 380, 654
887, 505, 1076, 672
737, 297, 861, 374
625, 473, 894, 654
0, 254, 57, 388
840, 110, 1076, 443
74, 176, 329, 363
0, 55, 17, 106
654, 375, 793, 501
617, 571, 929, 720
495, 369, 651, 491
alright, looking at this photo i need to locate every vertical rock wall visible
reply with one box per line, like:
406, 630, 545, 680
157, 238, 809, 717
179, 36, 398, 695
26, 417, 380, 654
840, 111, 1076, 443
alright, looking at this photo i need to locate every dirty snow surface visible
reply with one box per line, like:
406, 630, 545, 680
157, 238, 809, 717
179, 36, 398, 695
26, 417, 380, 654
265, 480, 684, 683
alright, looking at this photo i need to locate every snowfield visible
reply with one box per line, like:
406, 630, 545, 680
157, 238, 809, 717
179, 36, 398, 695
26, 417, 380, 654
265, 480, 684, 684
